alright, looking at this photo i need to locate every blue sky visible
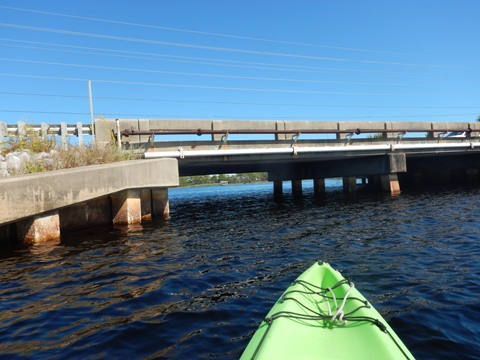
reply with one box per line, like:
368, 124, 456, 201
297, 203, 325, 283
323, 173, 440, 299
1, 0, 479, 126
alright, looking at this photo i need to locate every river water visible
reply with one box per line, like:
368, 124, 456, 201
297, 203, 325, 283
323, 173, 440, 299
0, 181, 479, 359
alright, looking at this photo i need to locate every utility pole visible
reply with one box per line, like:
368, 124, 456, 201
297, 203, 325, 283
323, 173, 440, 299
88, 80, 95, 141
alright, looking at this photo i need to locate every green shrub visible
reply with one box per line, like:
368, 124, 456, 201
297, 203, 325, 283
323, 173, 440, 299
1, 130, 57, 156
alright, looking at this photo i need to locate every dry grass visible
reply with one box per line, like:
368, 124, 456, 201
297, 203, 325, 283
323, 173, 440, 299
52, 145, 139, 169
1, 133, 140, 174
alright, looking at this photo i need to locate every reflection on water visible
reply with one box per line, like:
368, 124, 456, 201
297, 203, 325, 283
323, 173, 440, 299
0, 182, 479, 359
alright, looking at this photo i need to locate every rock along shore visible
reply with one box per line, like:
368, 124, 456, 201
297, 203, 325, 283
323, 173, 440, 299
0, 150, 56, 178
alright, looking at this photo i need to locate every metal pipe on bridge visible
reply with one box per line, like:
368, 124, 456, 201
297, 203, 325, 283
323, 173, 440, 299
121, 127, 473, 137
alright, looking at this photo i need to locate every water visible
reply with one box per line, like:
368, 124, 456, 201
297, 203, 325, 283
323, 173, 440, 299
0, 181, 479, 359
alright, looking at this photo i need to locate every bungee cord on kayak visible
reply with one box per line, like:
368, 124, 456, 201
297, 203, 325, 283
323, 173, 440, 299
282, 278, 371, 323
244, 262, 413, 360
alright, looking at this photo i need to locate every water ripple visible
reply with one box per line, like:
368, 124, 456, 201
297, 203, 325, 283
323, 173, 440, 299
0, 184, 479, 359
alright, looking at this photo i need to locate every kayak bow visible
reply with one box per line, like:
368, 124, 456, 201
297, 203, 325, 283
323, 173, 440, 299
241, 261, 414, 359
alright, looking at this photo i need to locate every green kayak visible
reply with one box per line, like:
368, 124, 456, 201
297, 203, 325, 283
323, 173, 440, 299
241, 262, 414, 359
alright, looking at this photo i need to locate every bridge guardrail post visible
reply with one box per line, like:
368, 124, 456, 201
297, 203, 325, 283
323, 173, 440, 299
426, 122, 435, 139
138, 119, 151, 144
94, 118, 116, 147
336, 122, 345, 140
212, 120, 223, 141
283, 121, 294, 140
469, 122, 480, 138
0, 122, 6, 144
380, 122, 388, 139
18, 121, 26, 137
275, 121, 286, 140
76, 122, 84, 147
60, 122, 68, 149
40, 122, 49, 140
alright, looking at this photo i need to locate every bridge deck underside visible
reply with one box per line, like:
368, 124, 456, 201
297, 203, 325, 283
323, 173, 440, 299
176, 151, 480, 182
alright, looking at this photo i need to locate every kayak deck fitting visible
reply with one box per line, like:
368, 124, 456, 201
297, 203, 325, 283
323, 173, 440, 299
241, 261, 414, 360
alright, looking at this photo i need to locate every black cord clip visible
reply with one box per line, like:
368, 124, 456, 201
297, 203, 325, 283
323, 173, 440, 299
375, 319, 387, 333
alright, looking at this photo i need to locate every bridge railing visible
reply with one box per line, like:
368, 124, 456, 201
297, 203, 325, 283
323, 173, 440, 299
0, 121, 93, 148
92, 118, 480, 148
3, 119, 479, 150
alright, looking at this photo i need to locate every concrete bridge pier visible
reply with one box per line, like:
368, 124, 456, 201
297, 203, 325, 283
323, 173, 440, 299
272, 178, 325, 197
273, 180, 283, 197
17, 211, 61, 245
380, 174, 401, 195
10, 187, 171, 244
313, 178, 325, 196
152, 188, 170, 221
292, 180, 303, 196
111, 188, 170, 225
111, 189, 144, 225
265, 153, 406, 198
342, 173, 401, 195
343, 177, 357, 194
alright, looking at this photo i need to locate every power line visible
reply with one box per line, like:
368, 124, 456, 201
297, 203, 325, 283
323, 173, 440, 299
0, 23, 353, 63
1, 38, 325, 69
0, 23, 452, 68
0, 57, 426, 87
0, 73, 87, 83
4, 42, 320, 76
2, 91, 480, 110
1, 39, 424, 77
1, 72, 470, 97
0, 91, 86, 99
0, 4, 454, 59
1, 73, 475, 97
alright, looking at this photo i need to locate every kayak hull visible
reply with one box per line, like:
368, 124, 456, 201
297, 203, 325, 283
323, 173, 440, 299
241, 262, 414, 360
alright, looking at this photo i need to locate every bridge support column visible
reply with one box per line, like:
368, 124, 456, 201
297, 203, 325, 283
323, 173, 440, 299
343, 177, 356, 194
380, 174, 401, 195
140, 189, 153, 221
273, 180, 283, 197
313, 178, 325, 196
17, 211, 60, 245
111, 189, 143, 225
292, 180, 302, 196
152, 188, 170, 221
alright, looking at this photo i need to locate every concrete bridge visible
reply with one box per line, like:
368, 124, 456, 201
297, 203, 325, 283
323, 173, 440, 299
98, 118, 480, 195
2, 118, 480, 246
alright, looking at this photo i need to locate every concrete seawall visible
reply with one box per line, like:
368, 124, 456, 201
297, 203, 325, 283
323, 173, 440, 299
0, 159, 179, 245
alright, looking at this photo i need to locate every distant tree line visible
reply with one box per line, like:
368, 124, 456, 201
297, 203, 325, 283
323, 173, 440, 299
179, 172, 268, 186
